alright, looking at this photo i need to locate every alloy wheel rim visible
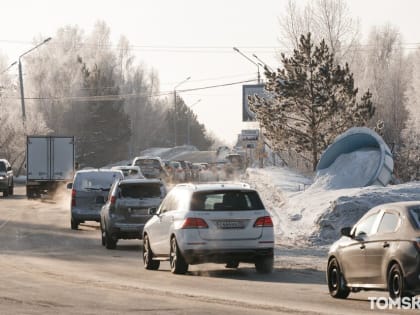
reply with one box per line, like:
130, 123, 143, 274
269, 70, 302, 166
392, 273, 401, 296
330, 267, 338, 290
143, 238, 149, 264
170, 239, 177, 269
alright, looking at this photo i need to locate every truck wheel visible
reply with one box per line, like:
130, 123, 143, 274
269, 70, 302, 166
71, 218, 79, 230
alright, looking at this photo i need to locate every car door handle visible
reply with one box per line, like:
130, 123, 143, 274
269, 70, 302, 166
383, 242, 390, 248
360, 244, 366, 249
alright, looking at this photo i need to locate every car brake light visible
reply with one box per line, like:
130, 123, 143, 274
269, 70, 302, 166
181, 217, 208, 229
110, 196, 116, 205
254, 216, 273, 227
71, 189, 76, 206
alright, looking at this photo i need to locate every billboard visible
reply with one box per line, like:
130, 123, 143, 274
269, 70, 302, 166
242, 84, 269, 121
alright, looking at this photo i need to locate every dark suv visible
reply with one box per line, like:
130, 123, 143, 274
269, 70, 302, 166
0, 159, 14, 197
100, 178, 166, 249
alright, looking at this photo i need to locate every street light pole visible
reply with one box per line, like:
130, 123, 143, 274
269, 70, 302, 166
187, 99, 201, 145
252, 53, 274, 72
18, 37, 52, 121
1, 61, 17, 75
173, 76, 191, 147
233, 47, 261, 84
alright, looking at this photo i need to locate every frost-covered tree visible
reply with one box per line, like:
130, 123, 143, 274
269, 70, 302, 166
279, 0, 360, 64
249, 33, 374, 170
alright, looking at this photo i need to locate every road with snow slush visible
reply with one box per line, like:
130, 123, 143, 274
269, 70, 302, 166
0, 186, 417, 314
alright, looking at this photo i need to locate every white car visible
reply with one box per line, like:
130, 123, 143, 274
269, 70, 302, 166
142, 183, 274, 274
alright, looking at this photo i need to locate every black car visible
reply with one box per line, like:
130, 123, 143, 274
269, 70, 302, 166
0, 159, 14, 197
327, 201, 420, 299
100, 179, 166, 249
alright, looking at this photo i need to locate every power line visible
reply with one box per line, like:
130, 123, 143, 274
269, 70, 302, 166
2, 78, 257, 102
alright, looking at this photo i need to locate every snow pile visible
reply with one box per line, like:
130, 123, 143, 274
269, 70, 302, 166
312, 149, 381, 189
140, 146, 198, 160
245, 166, 420, 246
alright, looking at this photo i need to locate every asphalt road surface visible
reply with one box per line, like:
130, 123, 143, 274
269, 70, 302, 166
0, 186, 417, 314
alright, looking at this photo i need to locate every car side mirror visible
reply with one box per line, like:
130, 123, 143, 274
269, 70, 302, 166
67, 183, 73, 189
148, 207, 157, 215
340, 227, 352, 237
7, 166, 12, 172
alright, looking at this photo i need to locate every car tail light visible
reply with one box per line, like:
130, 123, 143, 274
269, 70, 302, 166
254, 216, 273, 227
110, 196, 116, 205
71, 189, 76, 206
181, 217, 208, 229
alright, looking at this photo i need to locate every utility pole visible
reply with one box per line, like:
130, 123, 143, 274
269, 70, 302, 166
173, 76, 191, 147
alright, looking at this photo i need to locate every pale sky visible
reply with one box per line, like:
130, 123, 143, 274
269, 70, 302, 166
1, 0, 419, 145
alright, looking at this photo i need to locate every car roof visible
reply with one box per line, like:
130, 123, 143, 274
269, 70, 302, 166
368, 201, 420, 213
75, 169, 123, 175
112, 165, 140, 170
119, 178, 163, 185
175, 182, 252, 192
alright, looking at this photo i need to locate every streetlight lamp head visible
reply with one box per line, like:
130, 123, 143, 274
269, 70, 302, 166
44, 37, 52, 43
233, 47, 239, 52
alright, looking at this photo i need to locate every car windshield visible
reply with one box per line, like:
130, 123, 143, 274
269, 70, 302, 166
136, 159, 160, 168
74, 172, 122, 190
190, 190, 264, 211
0, 162, 6, 172
120, 183, 163, 199
409, 207, 420, 229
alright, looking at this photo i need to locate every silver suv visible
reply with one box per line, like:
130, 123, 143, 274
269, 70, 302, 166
67, 169, 124, 230
0, 159, 14, 197
100, 178, 166, 249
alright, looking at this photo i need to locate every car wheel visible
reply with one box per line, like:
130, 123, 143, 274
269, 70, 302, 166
8, 184, 13, 196
327, 258, 350, 299
3, 189, 8, 197
104, 228, 117, 250
170, 237, 188, 274
143, 235, 160, 270
388, 263, 411, 300
225, 261, 239, 269
100, 223, 105, 246
71, 218, 79, 230
255, 255, 273, 274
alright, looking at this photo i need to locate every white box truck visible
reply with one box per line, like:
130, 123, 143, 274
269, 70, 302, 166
26, 136, 75, 198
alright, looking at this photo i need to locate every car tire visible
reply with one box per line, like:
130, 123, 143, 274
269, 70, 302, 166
388, 263, 412, 300
170, 237, 188, 274
104, 229, 117, 250
225, 261, 239, 269
3, 189, 8, 197
143, 235, 160, 270
327, 258, 350, 299
255, 255, 274, 274
8, 183, 13, 196
71, 218, 79, 230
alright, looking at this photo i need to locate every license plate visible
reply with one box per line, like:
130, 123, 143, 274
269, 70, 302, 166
215, 220, 245, 229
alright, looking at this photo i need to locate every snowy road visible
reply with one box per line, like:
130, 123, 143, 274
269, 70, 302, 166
0, 186, 417, 314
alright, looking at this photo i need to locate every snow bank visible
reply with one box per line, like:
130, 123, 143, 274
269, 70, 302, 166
312, 149, 381, 190
245, 166, 420, 246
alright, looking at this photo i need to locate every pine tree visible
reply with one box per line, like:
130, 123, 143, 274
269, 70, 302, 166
249, 33, 375, 170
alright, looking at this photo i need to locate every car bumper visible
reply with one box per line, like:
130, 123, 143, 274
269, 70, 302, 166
181, 248, 274, 265
110, 222, 145, 239
71, 208, 101, 222
0, 180, 9, 190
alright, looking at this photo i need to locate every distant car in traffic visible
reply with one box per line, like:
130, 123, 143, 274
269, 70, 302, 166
327, 201, 420, 300
67, 169, 124, 230
111, 165, 144, 179
132, 157, 169, 180
168, 161, 185, 183
100, 178, 166, 249
142, 183, 274, 274
0, 159, 13, 197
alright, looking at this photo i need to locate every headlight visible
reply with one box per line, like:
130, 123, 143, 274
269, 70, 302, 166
0, 176, 5, 180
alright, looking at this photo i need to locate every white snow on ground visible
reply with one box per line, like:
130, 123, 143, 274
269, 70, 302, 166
245, 166, 420, 246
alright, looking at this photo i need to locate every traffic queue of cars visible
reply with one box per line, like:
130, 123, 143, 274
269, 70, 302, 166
53, 154, 420, 298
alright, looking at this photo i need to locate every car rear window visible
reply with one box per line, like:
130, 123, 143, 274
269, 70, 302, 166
409, 207, 420, 229
120, 183, 163, 199
190, 190, 264, 211
74, 172, 122, 190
